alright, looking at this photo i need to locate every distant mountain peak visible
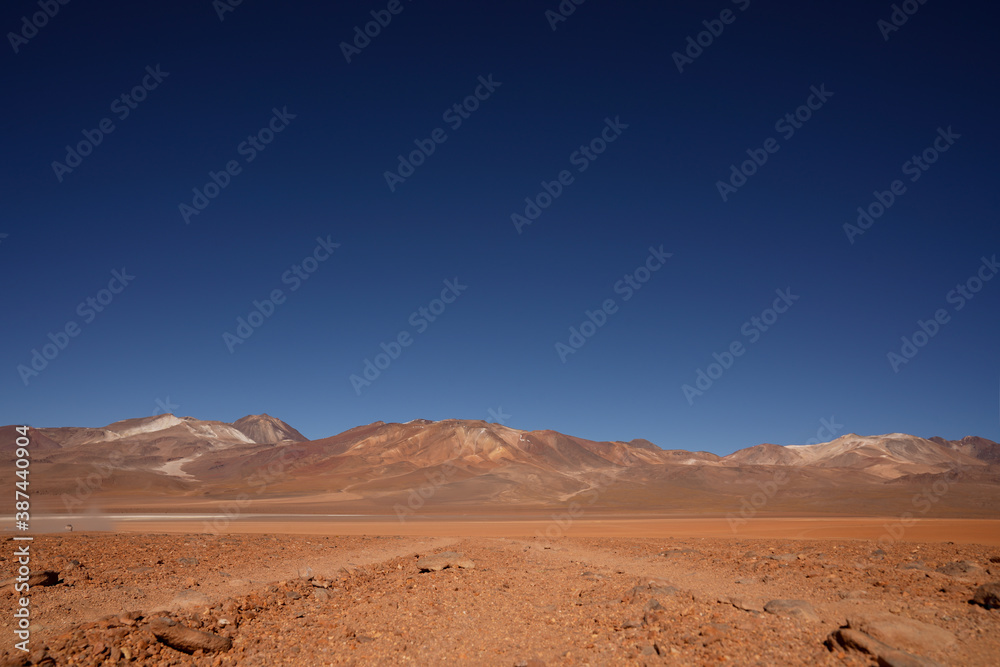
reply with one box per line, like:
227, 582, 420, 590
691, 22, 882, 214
724, 432, 993, 479
230, 414, 307, 444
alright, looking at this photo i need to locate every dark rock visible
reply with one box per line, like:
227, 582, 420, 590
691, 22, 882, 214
971, 582, 1000, 609
936, 560, 984, 578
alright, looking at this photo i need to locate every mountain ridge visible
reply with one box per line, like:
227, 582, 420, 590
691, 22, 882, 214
8, 415, 999, 515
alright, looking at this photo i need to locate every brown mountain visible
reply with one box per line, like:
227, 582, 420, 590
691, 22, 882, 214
930, 435, 1000, 465
725, 433, 985, 479
0, 424, 62, 456
8, 416, 1000, 517
231, 414, 307, 444
37, 414, 255, 449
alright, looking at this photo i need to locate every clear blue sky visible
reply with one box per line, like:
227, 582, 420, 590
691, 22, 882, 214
2, 1, 998, 454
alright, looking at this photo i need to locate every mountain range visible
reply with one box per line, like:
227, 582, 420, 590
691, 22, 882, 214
6, 415, 1000, 517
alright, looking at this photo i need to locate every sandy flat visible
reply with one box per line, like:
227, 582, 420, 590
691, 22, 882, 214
91, 517, 1000, 545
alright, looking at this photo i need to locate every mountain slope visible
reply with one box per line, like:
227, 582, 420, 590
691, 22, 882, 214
724, 433, 987, 479
930, 436, 1000, 465
37, 414, 255, 448
231, 414, 307, 444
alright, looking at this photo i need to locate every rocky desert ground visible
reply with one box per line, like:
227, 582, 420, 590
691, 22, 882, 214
2, 528, 999, 666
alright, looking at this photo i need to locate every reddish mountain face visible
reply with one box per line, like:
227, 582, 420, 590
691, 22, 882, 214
6, 416, 999, 515
231, 414, 307, 444
930, 436, 1000, 465
0, 425, 61, 455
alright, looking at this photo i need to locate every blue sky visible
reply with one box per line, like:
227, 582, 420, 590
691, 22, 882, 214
2, 1, 998, 454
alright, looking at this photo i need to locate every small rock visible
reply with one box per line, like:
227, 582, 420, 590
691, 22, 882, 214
699, 623, 729, 646
178, 557, 199, 566
936, 560, 984, 578
417, 551, 474, 572
646, 577, 680, 596
726, 596, 763, 613
1, 571, 59, 590
149, 617, 232, 654
643, 599, 665, 627
899, 561, 929, 572
846, 612, 955, 654
826, 627, 942, 667
659, 548, 699, 558
763, 599, 819, 623
765, 553, 796, 562
837, 589, 867, 600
